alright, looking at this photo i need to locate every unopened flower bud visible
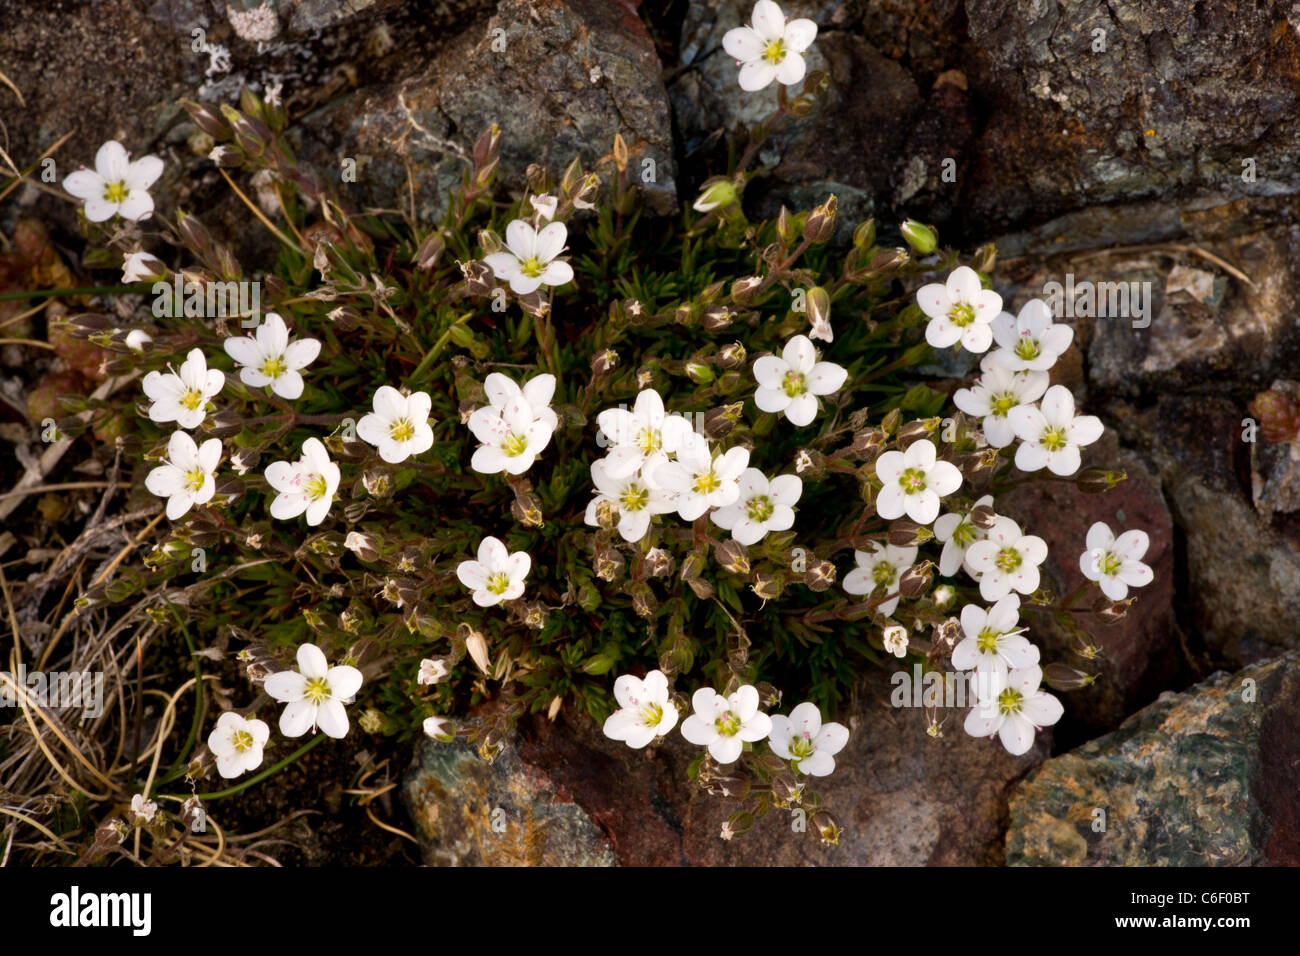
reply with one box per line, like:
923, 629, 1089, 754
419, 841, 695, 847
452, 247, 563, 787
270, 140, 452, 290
715, 342, 746, 368
701, 402, 745, 439
415, 232, 445, 270
461, 625, 491, 674
888, 519, 933, 547
852, 428, 886, 456
715, 539, 749, 575
730, 276, 763, 307
687, 576, 715, 599
970, 243, 998, 275
345, 531, 379, 562
208, 144, 244, 167
1041, 662, 1096, 691
1075, 467, 1128, 493
853, 219, 876, 249
897, 417, 942, 443
591, 349, 619, 376
1097, 597, 1135, 623
811, 811, 842, 845
803, 195, 837, 243
898, 560, 934, 598
969, 502, 999, 529
701, 305, 733, 332
900, 219, 938, 255
686, 360, 715, 384
693, 178, 737, 213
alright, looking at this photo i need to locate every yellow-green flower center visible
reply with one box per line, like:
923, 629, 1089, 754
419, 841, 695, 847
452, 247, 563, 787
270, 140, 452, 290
389, 417, 415, 442
620, 485, 649, 512
997, 687, 1023, 715
520, 256, 547, 278
900, 467, 927, 493
640, 702, 663, 727
180, 388, 204, 411
715, 710, 742, 736
487, 571, 511, 595
231, 729, 254, 753
990, 393, 1018, 416
762, 38, 787, 64
502, 431, 529, 456
693, 470, 721, 494
304, 473, 328, 500
976, 626, 1000, 654
1041, 425, 1068, 451
746, 495, 774, 523
952, 519, 978, 548
261, 356, 287, 379
872, 562, 896, 588
948, 302, 976, 327
782, 370, 806, 398
789, 735, 815, 759
304, 676, 331, 705
995, 547, 1022, 573
185, 468, 206, 493
637, 428, 662, 455
1098, 551, 1122, 576
105, 180, 129, 204
1014, 337, 1041, 360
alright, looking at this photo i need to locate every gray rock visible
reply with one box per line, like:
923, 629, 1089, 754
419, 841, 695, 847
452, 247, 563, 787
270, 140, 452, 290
1007, 651, 1300, 866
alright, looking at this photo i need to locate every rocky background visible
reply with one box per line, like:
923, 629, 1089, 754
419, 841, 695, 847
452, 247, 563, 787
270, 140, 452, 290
3, 0, 1300, 864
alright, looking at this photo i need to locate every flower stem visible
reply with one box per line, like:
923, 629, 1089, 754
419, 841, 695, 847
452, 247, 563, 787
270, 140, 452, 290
162, 734, 325, 802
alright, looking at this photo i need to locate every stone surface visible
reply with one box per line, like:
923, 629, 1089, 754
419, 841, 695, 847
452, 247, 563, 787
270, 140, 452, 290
403, 664, 1050, 866
1006, 651, 1300, 866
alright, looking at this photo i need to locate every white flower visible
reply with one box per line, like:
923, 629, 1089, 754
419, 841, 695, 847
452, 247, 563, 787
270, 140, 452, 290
483, 220, 574, 295
842, 542, 917, 616
932, 494, 994, 576
963, 665, 1062, 756
722, 0, 818, 92
952, 357, 1050, 449
357, 385, 434, 463
752, 334, 848, 426
468, 372, 557, 475
1007, 385, 1103, 477
145, 431, 222, 520
456, 536, 531, 607
264, 437, 340, 526
680, 685, 772, 764
595, 388, 694, 479
917, 265, 1002, 353
263, 643, 364, 739
222, 312, 320, 400
882, 624, 909, 657
873, 439, 963, 524
710, 468, 801, 545
768, 701, 849, 776
529, 194, 558, 221
585, 458, 675, 542
963, 517, 1048, 602
423, 715, 453, 741
62, 140, 163, 222
602, 670, 679, 748
121, 251, 162, 283
125, 329, 152, 351
951, 596, 1039, 684
130, 793, 158, 824
141, 347, 225, 429
417, 659, 449, 686
988, 298, 1074, 372
650, 433, 749, 521
1080, 522, 1154, 601
206, 711, 271, 779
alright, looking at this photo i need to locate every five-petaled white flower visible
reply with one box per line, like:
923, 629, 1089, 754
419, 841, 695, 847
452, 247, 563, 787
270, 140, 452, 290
1008, 384, 1103, 477
63, 140, 164, 222
417, 659, 449, 686
933, 494, 994, 576
680, 685, 772, 764
1080, 521, 1154, 601
357, 385, 434, 463
264, 437, 340, 526
874, 439, 963, 525
952, 357, 1050, 449
963, 664, 1062, 756
917, 265, 1002, 353
483, 220, 574, 295
882, 624, 909, 658
650, 433, 749, 521
989, 298, 1074, 372
207, 711, 271, 779
468, 372, 558, 475
596, 388, 694, 479
222, 312, 320, 400
722, 1, 818, 92
141, 347, 225, 430
963, 517, 1048, 602
456, 535, 531, 607
753, 334, 847, 426
145, 430, 222, 520
602, 670, 679, 748
585, 458, 676, 542
951, 595, 1040, 684
263, 642, 364, 739
768, 701, 849, 776
710, 467, 801, 545
842, 542, 917, 616
130, 793, 158, 824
